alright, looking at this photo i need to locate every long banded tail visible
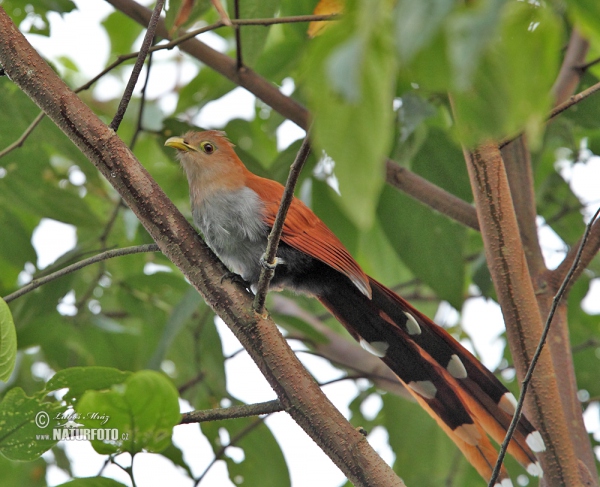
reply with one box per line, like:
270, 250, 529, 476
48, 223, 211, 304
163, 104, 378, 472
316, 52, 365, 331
318, 276, 544, 483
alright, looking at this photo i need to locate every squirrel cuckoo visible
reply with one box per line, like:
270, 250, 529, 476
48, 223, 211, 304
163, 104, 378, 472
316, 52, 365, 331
165, 130, 545, 485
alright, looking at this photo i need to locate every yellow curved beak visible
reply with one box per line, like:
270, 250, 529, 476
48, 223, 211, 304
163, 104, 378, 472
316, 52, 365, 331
164, 136, 196, 152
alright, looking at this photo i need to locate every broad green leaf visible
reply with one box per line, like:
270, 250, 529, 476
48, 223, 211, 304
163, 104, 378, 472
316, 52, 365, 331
46, 367, 131, 403
0, 298, 17, 382
451, 2, 562, 145
394, 0, 454, 63
56, 478, 128, 487
304, 0, 396, 229
175, 68, 237, 116
446, 0, 503, 91
564, 0, 600, 47
76, 370, 180, 454
378, 185, 466, 308
146, 287, 203, 369
0, 209, 37, 272
102, 11, 143, 56
0, 387, 66, 461
0, 452, 46, 487
377, 129, 468, 307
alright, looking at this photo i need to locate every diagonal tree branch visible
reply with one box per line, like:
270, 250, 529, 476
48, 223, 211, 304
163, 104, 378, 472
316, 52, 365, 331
0, 10, 403, 486
110, 0, 164, 132
463, 143, 580, 484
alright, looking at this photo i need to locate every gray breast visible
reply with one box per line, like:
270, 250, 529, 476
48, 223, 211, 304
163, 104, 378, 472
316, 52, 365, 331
193, 187, 268, 282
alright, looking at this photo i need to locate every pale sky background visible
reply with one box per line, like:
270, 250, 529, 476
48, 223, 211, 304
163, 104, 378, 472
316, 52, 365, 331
15, 0, 600, 485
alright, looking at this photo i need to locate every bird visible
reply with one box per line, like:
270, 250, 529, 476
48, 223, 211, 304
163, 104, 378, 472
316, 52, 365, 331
165, 130, 545, 485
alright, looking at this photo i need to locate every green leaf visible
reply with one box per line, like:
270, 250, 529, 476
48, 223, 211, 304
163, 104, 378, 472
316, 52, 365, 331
451, 2, 562, 145
46, 367, 132, 403
304, 0, 397, 229
76, 370, 180, 455
56, 478, 128, 487
564, 0, 600, 47
102, 11, 144, 56
0, 387, 66, 461
0, 452, 46, 487
0, 298, 17, 382
393, 0, 454, 63
446, 0, 504, 91
378, 185, 466, 308
147, 287, 204, 369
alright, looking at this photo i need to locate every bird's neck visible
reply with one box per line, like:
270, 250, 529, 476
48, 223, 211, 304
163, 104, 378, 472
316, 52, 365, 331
181, 160, 246, 209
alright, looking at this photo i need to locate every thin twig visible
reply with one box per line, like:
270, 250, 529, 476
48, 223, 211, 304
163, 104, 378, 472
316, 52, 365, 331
129, 37, 154, 149
3, 244, 160, 303
500, 80, 600, 149
180, 399, 283, 424
234, 0, 243, 69
488, 206, 600, 487
110, 0, 164, 132
252, 134, 311, 314
0, 111, 45, 158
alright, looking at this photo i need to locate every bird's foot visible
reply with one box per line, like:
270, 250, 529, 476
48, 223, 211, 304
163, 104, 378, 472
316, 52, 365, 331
221, 271, 251, 289
260, 254, 283, 270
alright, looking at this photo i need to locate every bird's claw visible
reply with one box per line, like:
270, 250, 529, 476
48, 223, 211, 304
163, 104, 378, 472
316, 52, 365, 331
221, 271, 251, 289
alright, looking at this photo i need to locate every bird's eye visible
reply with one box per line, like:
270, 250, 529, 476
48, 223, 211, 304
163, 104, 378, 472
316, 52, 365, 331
200, 141, 215, 154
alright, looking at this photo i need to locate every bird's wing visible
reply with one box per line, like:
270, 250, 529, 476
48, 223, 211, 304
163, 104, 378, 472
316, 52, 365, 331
245, 175, 371, 297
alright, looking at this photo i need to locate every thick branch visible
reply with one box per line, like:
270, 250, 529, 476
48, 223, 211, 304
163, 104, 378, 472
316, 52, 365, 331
463, 144, 580, 485
0, 11, 402, 486
489, 208, 600, 485
500, 137, 545, 276
551, 29, 589, 106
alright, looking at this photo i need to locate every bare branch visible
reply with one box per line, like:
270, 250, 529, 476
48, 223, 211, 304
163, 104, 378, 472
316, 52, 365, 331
253, 135, 311, 314
385, 159, 479, 231
180, 399, 283, 424
500, 137, 546, 276
2, 244, 160, 303
110, 0, 164, 131
551, 29, 590, 105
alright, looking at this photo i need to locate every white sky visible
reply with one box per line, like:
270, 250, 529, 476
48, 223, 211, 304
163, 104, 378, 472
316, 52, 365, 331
16, 0, 600, 485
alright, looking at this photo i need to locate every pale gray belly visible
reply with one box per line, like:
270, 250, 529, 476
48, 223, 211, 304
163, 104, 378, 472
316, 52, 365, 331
193, 188, 268, 283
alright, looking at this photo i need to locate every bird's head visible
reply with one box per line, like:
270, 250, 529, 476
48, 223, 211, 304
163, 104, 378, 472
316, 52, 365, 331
164, 130, 236, 167
165, 130, 246, 200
